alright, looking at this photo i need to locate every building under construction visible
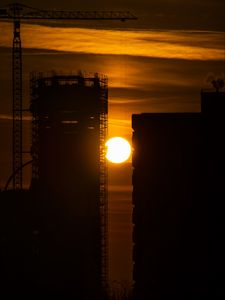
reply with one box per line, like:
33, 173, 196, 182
0, 72, 108, 299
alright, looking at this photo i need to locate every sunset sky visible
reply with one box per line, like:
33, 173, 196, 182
0, 0, 224, 284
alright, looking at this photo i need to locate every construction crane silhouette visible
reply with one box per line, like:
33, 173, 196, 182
0, 3, 137, 191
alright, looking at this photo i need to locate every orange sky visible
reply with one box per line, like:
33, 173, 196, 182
0, 21, 224, 184
0, 16, 224, 285
1, 22, 224, 60
0, 21, 224, 144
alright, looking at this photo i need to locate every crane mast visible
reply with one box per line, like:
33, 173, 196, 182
12, 5, 22, 190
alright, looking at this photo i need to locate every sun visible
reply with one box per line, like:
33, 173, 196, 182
106, 137, 131, 164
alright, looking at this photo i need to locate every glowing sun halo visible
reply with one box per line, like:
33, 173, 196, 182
106, 137, 131, 164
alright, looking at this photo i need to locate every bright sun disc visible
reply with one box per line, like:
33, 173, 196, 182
106, 137, 131, 164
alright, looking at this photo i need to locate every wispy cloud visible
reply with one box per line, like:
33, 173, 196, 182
0, 114, 32, 121
109, 185, 132, 192
0, 114, 12, 120
0, 22, 224, 61
108, 118, 131, 128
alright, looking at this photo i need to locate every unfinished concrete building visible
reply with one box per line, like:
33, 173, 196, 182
29, 72, 108, 298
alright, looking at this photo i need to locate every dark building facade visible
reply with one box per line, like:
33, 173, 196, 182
132, 90, 225, 300
0, 190, 37, 298
0, 72, 108, 299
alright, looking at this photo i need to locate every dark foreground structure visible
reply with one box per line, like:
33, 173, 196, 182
0, 72, 108, 299
132, 90, 225, 300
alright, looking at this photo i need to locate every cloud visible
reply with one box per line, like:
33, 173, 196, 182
109, 118, 131, 128
0, 114, 12, 120
108, 185, 132, 192
0, 22, 224, 61
0, 114, 32, 121
1, 0, 224, 31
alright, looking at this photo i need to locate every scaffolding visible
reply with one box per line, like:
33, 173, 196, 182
30, 71, 108, 289
12, 18, 23, 190
99, 75, 108, 289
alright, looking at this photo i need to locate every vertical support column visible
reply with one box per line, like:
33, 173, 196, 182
99, 76, 108, 291
30, 73, 40, 186
12, 19, 23, 190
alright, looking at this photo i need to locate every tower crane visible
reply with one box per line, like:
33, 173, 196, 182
0, 3, 137, 191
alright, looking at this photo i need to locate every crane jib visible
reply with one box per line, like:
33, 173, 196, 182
0, 4, 137, 21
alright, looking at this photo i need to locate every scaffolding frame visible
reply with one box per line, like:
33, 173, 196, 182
30, 71, 108, 289
12, 18, 23, 190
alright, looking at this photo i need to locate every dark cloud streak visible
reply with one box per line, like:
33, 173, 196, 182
0, 0, 224, 30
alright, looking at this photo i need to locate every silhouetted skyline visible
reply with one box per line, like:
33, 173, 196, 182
132, 89, 225, 299
0, 0, 224, 293
0, 72, 109, 299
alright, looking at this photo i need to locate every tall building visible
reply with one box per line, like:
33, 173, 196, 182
0, 72, 108, 299
30, 72, 108, 298
0, 190, 36, 298
132, 90, 225, 300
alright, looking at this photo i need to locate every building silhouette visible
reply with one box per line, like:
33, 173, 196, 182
0, 72, 108, 299
132, 90, 225, 300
